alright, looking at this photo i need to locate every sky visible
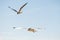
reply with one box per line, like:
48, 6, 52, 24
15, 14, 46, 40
0, 0, 60, 40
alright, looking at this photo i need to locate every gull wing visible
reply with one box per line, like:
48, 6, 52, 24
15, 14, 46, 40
8, 6, 17, 12
19, 2, 28, 12
13, 27, 27, 30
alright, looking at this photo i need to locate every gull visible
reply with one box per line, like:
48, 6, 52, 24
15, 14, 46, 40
8, 2, 28, 14
12, 27, 42, 33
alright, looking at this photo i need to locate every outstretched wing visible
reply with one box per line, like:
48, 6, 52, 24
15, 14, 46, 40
8, 6, 17, 12
19, 2, 28, 12
13, 27, 27, 30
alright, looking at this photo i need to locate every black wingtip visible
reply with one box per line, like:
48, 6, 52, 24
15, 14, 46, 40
8, 6, 11, 8
24, 2, 28, 5
26, 2, 28, 4
13, 27, 16, 29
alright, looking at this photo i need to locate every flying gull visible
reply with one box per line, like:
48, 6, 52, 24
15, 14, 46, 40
12, 27, 42, 33
8, 2, 28, 14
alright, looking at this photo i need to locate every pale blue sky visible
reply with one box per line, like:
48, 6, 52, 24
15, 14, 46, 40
0, 0, 60, 40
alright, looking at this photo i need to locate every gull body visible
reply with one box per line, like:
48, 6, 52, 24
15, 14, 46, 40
28, 28, 37, 33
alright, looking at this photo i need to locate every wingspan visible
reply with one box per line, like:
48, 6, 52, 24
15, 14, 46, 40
8, 6, 17, 12
19, 2, 28, 12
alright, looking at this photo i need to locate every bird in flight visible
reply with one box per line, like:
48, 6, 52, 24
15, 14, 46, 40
8, 2, 28, 14
12, 27, 42, 33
